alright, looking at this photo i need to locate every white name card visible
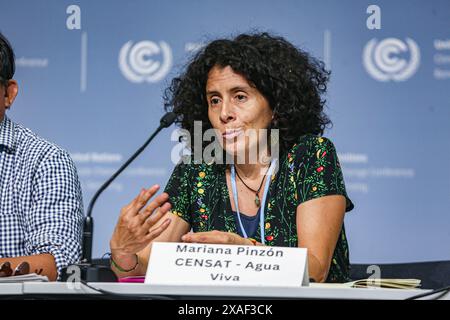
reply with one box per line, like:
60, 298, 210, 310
145, 242, 309, 287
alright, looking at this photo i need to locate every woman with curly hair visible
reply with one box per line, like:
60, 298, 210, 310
110, 32, 354, 283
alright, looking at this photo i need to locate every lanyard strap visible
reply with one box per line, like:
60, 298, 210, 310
230, 159, 277, 245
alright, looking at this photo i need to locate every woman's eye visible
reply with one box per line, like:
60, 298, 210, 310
210, 98, 220, 105
236, 94, 247, 102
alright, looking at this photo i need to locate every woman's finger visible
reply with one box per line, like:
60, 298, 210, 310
142, 202, 172, 229
121, 188, 145, 215
139, 192, 170, 219
129, 185, 160, 215
144, 218, 172, 242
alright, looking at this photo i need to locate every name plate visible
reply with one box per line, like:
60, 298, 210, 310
145, 242, 309, 287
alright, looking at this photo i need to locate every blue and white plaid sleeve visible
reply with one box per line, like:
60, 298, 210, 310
23, 148, 84, 278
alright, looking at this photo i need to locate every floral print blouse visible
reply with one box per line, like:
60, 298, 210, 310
164, 134, 354, 283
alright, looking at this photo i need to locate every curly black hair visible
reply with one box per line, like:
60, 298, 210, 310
164, 32, 331, 153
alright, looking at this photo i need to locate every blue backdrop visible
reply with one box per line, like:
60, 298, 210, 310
1, 0, 449, 264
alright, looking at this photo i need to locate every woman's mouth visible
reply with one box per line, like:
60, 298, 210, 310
222, 128, 244, 140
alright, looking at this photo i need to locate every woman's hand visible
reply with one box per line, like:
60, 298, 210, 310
110, 185, 172, 260
181, 230, 254, 246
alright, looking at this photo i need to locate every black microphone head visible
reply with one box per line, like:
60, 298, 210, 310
160, 112, 177, 128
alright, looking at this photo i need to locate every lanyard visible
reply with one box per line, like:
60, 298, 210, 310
230, 159, 277, 245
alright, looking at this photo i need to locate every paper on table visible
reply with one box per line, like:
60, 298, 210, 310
0, 273, 48, 283
310, 278, 421, 289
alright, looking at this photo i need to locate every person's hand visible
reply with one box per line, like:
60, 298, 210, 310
110, 185, 172, 260
181, 230, 254, 246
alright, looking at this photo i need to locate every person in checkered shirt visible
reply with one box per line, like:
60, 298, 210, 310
0, 32, 83, 281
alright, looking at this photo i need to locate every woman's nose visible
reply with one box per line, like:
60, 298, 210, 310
219, 100, 235, 123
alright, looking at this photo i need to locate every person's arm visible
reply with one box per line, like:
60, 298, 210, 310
24, 149, 83, 280
111, 212, 190, 278
292, 136, 351, 283
109, 185, 191, 278
296, 194, 346, 283
131, 212, 190, 277
110, 161, 196, 278
0, 254, 57, 281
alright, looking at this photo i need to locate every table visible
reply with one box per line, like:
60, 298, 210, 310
0, 282, 448, 300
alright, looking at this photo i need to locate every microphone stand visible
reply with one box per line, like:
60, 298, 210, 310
60, 112, 177, 282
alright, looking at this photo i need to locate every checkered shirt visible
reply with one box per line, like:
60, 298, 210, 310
0, 116, 83, 277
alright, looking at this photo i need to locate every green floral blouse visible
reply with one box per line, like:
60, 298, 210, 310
164, 134, 354, 283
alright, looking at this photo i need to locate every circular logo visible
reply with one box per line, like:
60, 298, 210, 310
363, 37, 420, 82
119, 40, 172, 83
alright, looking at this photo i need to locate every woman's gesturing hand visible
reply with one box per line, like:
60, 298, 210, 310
110, 185, 172, 257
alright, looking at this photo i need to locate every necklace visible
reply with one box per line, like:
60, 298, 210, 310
234, 165, 271, 207
230, 159, 277, 244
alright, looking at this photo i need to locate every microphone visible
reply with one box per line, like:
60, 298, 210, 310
61, 112, 177, 282
82, 112, 177, 264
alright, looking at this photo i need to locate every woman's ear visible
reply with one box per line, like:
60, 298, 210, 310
4, 80, 18, 109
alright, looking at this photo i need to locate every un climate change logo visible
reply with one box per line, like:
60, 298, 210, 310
119, 40, 172, 83
363, 38, 420, 82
